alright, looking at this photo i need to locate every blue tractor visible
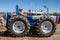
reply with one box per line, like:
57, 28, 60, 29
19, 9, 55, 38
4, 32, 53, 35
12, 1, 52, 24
6, 5, 56, 37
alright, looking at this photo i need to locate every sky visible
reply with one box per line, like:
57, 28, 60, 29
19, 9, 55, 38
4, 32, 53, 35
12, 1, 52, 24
0, 0, 60, 13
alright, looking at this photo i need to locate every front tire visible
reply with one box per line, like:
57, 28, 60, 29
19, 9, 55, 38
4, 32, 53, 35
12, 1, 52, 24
37, 19, 56, 37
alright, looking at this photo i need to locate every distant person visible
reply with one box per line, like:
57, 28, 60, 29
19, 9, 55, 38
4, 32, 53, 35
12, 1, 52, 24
0, 16, 4, 26
0, 19, 2, 26
19, 8, 27, 16
29, 9, 31, 15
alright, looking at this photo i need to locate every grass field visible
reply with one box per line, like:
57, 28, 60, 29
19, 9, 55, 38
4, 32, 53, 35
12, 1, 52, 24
0, 24, 60, 40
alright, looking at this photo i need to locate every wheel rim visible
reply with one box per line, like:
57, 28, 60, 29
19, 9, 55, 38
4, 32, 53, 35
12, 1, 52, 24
40, 21, 53, 33
13, 21, 25, 34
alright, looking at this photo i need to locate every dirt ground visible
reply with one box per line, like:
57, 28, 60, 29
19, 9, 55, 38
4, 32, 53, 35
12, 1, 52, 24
0, 24, 60, 40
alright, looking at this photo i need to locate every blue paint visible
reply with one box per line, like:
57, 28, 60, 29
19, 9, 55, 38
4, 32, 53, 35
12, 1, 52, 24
6, 12, 11, 28
16, 5, 19, 15
27, 16, 37, 27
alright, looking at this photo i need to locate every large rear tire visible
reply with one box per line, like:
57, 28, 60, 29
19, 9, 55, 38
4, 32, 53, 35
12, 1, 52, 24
36, 19, 56, 37
9, 16, 30, 37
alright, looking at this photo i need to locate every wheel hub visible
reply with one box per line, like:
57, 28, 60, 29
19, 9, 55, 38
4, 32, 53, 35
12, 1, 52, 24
13, 21, 25, 34
41, 21, 52, 33
18, 26, 20, 29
